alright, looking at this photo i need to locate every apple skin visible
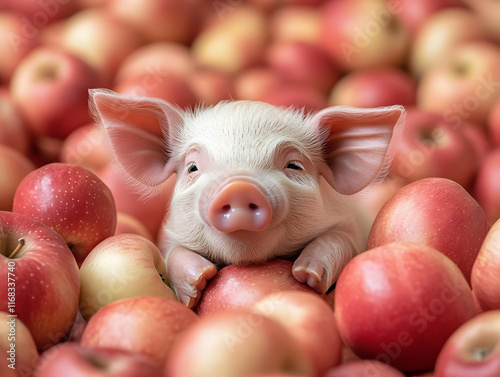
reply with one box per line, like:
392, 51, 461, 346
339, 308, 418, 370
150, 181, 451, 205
81, 296, 198, 365
0, 211, 80, 350
389, 108, 479, 189
463, 0, 500, 41
261, 83, 328, 113
34, 342, 165, 377
235, 67, 288, 102
9, 46, 99, 139
435, 310, 500, 377
0, 89, 31, 155
471, 218, 500, 311
270, 5, 321, 44
472, 149, 500, 225
487, 99, 500, 148
324, 359, 405, 377
12, 163, 117, 267
0, 145, 35, 212
165, 308, 313, 377
367, 177, 490, 283
114, 212, 155, 242
0, 311, 39, 377
329, 67, 416, 108
335, 241, 479, 373
79, 233, 177, 321
252, 291, 343, 376
195, 258, 320, 316
187, 68, 234, 107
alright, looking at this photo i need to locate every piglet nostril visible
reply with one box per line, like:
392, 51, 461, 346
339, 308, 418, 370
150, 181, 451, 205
222, 204, 231, 212
249, 203, 258, 210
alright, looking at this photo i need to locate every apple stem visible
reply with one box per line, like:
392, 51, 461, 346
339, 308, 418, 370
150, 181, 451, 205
9, 237, 25, 259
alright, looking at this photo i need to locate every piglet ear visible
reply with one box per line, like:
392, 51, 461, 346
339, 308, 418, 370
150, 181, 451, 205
312, 105, 406, 195
89, 89, 183, 187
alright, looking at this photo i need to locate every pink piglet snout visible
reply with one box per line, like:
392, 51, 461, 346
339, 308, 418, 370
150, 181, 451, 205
207, 179, 272, 232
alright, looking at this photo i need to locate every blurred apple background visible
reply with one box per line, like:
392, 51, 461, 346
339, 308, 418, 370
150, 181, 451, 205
1, 0, 500, 234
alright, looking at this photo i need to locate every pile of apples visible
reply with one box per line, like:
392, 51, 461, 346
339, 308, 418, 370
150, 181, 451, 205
1, 0, 500, 376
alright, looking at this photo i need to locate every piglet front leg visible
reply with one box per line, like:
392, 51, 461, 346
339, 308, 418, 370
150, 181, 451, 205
166, 246, 217, 308
292, 229, 360, 294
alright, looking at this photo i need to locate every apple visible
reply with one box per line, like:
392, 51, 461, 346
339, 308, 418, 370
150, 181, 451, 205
234, 67, 288, 102
487, 99, 500, 148
471, 218, 500, 311
266, 41, 339, 94
417, 42, 500, 127
79, 233, 177, 321
12, 163, 117, 267
0, 311, 39, 377
320, 0, 410, 71
187, 68, 234, 107
81, 296, 198, 365
0, 145, 35, 212
195, 258, 320, 316
165, 308, 313, 377
324, 359, 405, 377
389, 108, 479, 189
3, 0, 78, 22
463, 121, 491, 165
10, 46, 99, 139
328, 67, 416, 108
0, 211, 80, 350
114, 212, 155, 242
472, 149, 500, 225
260, 83, 328, 113
463, 0, 500, 41
335, 241, 478, 373
0, 89, 31, 155
58, 8, 143, 86
34, 342, 164, 377
252, 291, 343, 376
409, 8, 489, 77
270, 5, 321, 44
435, 310, 500, 377
367, 178, 490, 283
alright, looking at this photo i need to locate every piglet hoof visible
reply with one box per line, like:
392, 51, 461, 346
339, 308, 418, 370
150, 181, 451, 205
292, 258, 327, 294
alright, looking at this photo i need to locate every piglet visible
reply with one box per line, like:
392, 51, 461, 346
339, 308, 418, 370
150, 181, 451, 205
90, 89, 405, 308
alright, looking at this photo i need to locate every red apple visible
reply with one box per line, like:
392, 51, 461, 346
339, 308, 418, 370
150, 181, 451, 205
9, 46, 99, 139
195, 258, 320, 316
472, 149, 500, 224
81, 296, 198, 365
270, 5, 321, 44
0, 311, 39, 377
235, 67, 288, 102
12, 163, 117, 266
0, 89, 31, 155
114, 212, 154, 242
187, 68, 234, 107
252, 291, 343, 376
463, 0, 500, 41
367, 178, 490, 283
34, 342, 164, 377
3, 0, 78, 22
471, 218, 500, 311
165, 309, 313, 377
0, 145, 35, 212
328, 67, 416, 108
79, 233, 177, 321
435, 310, 500, 377
389, 108, 479, 189
463, 121, 491, 165
320, 0, 410, 71
487, 99, 500, 148
260, 83, 328, 113
417, 42, 500, 127
0, 211, 80, 350
325, 359, 405, 377
335, 241, 478, 373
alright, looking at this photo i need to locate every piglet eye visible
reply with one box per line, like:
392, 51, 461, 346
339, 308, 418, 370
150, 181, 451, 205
187, 162, 198, 174
286, 161, 304, 171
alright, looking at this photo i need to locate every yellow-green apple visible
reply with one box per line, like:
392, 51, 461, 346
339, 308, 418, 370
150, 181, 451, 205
81, 296, 198, 364
114, 212, 154, 242
187, 68, 234, 107
34, 342, 164, 377
472, 149, 500, 224
0, 12, 40, 84
9, 46, 99, 139
261, 83, 328, 112
328, 67, 416, 108
79, 233, 176, 321
0, 311, 39, 377
58, 8, 143, 86
0, 145, 35, 211
0, 211, 80, 350
417, 42, 500, 127
12, 163, 117, 266
265, 41, 339, 94
319, 0, 410, 71
324, 360, 405, 377
389, 108, 479, 188
435, 310, 500, 377
195, 259, 319, 316
367, 178, 490, 283
471, 218, 500, 311
165, 309, 313, 377
0, 89, 31, 155
335, 241, 478, 373
270, 5, 321, 44
234, 67, 288, 102
487, 99, 500, 147
409, 7, 488, 76
463, 0, 500, 41
252, 291, 343, 376
107, 0, 202, 44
